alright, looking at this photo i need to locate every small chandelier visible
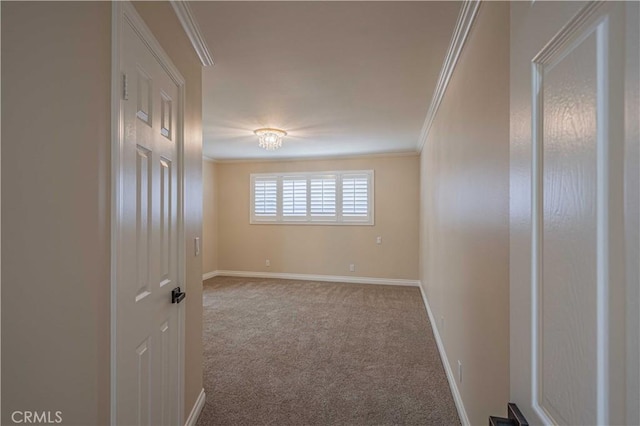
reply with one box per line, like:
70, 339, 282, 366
254, 128, 287, 151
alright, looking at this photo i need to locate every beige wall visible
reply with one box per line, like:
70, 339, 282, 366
213, 155, 419, 279
419, 3, 510, 425
2, 2, 112, 424
202, 159, 218, 274
1, 2, 203, 424
133, 1, 204, 419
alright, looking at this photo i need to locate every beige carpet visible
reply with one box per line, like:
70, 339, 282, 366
197, 276, 460, 426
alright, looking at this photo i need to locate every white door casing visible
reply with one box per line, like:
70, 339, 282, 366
111, 3, 186, 425
510, 1, 639, 425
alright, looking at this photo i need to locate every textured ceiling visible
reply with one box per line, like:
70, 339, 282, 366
191, 1, 461, 160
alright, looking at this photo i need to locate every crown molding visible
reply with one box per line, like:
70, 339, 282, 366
207, 150, 419, 165
170, 0, 214, 67
417, 0, 481, 152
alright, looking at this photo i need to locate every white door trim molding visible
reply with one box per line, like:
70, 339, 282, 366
416, 0, 481, 152
170, 0, 214, 67
111, 2, 187, 424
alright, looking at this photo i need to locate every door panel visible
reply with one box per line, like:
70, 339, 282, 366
135, 340, 151, 426
511, 2, 639, 424
539, 24, 599, 426
115, 8, 183, 426
136, 145, 152, 302
160, 157, 172, 286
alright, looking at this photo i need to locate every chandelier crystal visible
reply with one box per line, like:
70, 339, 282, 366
254, 128, 287, 151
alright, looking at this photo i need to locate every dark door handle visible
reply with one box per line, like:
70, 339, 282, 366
171, 287, 186, 304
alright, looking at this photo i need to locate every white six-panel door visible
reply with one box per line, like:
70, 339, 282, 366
510, 1, 639, 424
113, 4, 185, 425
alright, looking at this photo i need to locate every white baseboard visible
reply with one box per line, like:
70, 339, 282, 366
184, 388, 205, 426
202, 270, 218, 281
206, 270, 419, 287
418, 284, 470, 426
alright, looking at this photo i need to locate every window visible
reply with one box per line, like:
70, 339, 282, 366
253, 178, 277, 219
310, 177, 336, 217
250, 170, 374, 225
342, 174, 369, 219
282, 178, 307, 218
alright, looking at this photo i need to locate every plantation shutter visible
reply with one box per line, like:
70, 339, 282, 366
253, 178, 277, 218
251, 171, 373, 225
310, 176, 336, 218
342, 174, 369, 218
282, 178, 307, 217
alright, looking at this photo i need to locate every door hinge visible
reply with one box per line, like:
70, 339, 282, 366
122, 73, 129, 100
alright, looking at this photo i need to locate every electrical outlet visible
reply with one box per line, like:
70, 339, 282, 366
349, 264, 355, 272
376, 236, 382, 244
194, 237, 200, 256
265, 259, 270, 267
458, 360, 463, 383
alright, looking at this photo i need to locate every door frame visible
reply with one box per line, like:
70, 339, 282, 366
110, 2, 186, 424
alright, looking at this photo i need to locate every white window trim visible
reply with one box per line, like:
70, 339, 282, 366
250, 170, 374, 225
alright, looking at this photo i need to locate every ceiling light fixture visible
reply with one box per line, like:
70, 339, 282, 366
254, 128, 287, 151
